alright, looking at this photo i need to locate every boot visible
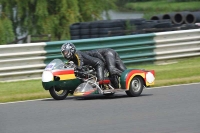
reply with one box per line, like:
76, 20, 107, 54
109, 75, 119, 88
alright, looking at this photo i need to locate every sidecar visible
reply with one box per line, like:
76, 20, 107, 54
73, 69, 155, 97
42, 59, 155, 100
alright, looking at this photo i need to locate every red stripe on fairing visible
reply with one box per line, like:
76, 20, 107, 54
53, 70, 74, 75
83, 89, 96, 96
125, 70, 146, 87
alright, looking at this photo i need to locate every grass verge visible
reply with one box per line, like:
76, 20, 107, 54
0, 80, 51, 103
1, 56, 200, 103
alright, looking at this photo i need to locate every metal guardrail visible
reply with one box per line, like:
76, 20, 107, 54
154, 29, 200, 63
0, 28, 200, 82
44, 34, 155, 65
0, 43, 47, 81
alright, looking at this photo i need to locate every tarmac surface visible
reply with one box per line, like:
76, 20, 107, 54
1, 83, 200, 133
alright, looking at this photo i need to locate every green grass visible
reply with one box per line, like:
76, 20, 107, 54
0, 80, 51, 103
124, 1, 200, 19
1, 56, 200, 103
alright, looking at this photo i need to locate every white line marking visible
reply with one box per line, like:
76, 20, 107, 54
1, 82, 200, 105
0, 98, 52, 105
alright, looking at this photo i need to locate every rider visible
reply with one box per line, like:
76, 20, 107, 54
61, 42, 105, 82
86, 48, 127, 88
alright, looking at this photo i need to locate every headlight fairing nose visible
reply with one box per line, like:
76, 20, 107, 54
146, 72, 155, 84
42, 71, 53, 82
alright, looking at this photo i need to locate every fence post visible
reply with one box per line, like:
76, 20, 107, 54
27, 35, 31, 43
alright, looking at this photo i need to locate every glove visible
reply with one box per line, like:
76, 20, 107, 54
64, 61, 76, 68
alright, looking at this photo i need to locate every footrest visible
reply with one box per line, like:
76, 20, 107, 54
103, 89, 125, 94
103, 89, 114, 94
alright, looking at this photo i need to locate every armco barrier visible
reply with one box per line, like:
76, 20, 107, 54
0, 34, 155, 82
154, 29, 200, 62
0, 28, 200, 82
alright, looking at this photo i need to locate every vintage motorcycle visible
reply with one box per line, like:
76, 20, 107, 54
42, 59, 155, 100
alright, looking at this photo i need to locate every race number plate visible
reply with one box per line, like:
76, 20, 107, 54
45, 63, 56, 70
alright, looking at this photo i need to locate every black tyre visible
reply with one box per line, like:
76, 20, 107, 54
98, 34, 109, 38
71, 35, 81, 40
127, 18, 145, 25
98, 20, 125, 28
70, 23, 81, 30
70, 29, 80, 36
81, 35, 90, 39
126, 76, 144, 97
80, 29, 90, 35
136, 20, 157, 30
90, 28, 99, 34
49, 87, 68, 100
80, 22, 91, 29
90, 35, 99, 38
99, 27, 124, 35
111, 32, 125, 36
154, 22, 172, 28
90, 22, 99, 28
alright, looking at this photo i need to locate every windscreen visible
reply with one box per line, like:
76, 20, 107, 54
45, 59, 65, 70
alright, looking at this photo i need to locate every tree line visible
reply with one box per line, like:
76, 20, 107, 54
0, 0, 116, 45
1, 0, 198, 45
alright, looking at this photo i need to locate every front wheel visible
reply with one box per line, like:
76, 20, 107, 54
126, 76, 144, 97
49, 87, 68, 100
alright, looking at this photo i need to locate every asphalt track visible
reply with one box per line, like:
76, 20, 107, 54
1, 83, 200, 133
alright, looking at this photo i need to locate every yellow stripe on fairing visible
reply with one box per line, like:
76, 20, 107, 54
146, 81, 155, 86
58, 74, 76, 80
127, 73, 145, 90
73, 92, 84, 96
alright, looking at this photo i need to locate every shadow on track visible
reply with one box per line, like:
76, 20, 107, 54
42, 93, 153, 101
75, 93, 153, 101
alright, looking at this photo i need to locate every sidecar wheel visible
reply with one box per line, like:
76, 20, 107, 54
49, 87, 68, 100
126, 76, 144, 97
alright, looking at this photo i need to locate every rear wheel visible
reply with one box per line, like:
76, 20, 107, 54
126, 76, 144, 97
49, 87, 68, 100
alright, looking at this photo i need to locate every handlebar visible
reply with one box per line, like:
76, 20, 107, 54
75, 69, 95, 75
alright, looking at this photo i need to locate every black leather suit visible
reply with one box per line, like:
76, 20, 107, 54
69, 50, 104, 81
86, 48, 127, 76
